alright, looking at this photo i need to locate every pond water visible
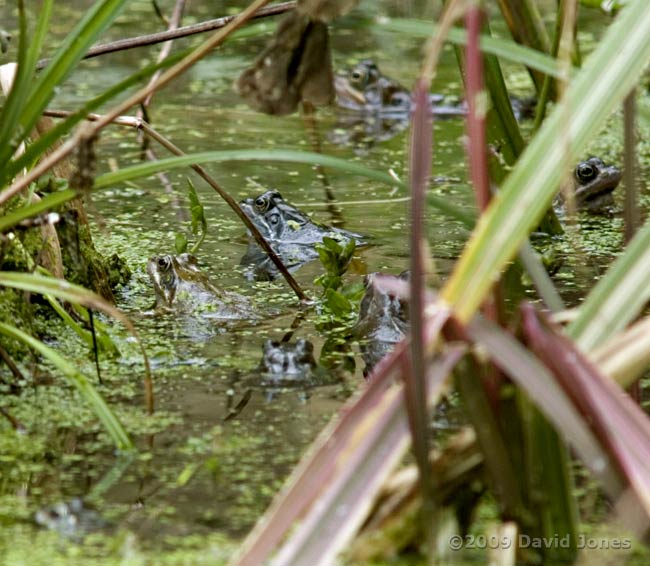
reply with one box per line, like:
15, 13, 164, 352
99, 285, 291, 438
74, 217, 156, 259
0, 1, 646, 563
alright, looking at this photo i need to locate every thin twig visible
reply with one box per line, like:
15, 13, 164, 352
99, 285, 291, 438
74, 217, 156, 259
139, 0, 187, 208
41, 108, 309, 302
139, 122, 309, 302
36, 2, 296, 70
0, 0, 275, 207
0, 342, 26, 384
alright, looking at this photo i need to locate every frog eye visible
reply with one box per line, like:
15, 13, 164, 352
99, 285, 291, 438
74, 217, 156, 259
157, 256, 171, 270
350, 67, 367, 85
254, 195, 269, 212
575, 162, 597, 183
268, 213, 280, 225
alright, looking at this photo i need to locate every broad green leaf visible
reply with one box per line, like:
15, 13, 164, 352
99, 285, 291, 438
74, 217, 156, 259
175, 232, 188, 254
441, 0, 650, 322
0, 322, 132, 450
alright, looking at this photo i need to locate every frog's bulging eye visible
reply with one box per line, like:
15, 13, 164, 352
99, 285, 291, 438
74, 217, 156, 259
157, 256, 171, 270
576, 163, 597, 183
254, 196, 269, 211
268, 213, 280, 225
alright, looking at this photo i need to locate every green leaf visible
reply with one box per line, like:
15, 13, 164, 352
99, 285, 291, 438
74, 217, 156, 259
325, 289, 352, 318
0, 188, 77, 233
175, 232, 188, 254
94, 149, 474, 223
186, 177, 207, 254
0, 322, 132, 450
0, 0, 52, 159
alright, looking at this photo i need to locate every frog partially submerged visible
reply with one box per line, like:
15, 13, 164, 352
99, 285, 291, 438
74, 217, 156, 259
34, 498, 107, 540
147, 253, 254, 318
353, 271, 409, 377
259, 338, 317, 382
335, 60, 463, 116
565, 157, 621, 212
239, 190, 364, 280
331, 60, 463, 152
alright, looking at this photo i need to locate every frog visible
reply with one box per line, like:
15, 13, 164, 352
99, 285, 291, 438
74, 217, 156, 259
568, 157, 621, 212
239, 190, 364, 281
34, 498, 107, 540
259, 338, 318, 381
146, 253, 255, 318
334, 59, 464, 116
331, 60, 464, 152
352, 271, 410, 378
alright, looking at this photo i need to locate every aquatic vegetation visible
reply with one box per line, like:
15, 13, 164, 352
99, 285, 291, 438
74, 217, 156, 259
2, 0, 650, 564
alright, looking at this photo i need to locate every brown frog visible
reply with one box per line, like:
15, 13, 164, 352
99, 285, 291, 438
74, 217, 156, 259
569, 157, 621, 212
353, 271, 409, 377
147, 253, 254, 318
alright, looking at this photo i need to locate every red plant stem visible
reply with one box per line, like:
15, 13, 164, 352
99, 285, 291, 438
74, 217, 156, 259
465, 7, 490, 212
623, 90, 641, 404
407, 79, 435, 515
465, 5, 502, 404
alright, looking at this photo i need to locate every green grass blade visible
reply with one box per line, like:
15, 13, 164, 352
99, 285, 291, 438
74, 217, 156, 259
1, 49, 189, 188
0, 0, 128, 168
441, 0, 650, 322
568, 219, 650, 351
0, 0, 52, 150
0, 1, 30, 151
94, 149, 403, 188
380, 19, 572, 80
0, 322, 133, 450
0, 271, 126, 322
95, 149, 473, 223
0, 189, 77, 233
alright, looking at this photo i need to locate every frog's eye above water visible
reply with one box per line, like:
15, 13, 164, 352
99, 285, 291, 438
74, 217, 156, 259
254, 196, 269, 211
350, 68, 367, 84
268, 213, 280, 225
576, 163, 597, 183
157, 256, 171, 270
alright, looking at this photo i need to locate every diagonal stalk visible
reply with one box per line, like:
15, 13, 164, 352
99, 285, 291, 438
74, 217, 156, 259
0, 0, 273, 207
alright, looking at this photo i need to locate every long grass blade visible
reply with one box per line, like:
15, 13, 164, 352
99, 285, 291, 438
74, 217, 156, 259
0, 189, 77, 233
405, 78, 434, 524
0, 0, 129, 169
1, 49, 189, 188
380, 19, 571, 80
268, 349, 462, 566
441, 0, 650, 322
568, 219, 650, 350
465, 315, 621, 496
0, 271, 154, 412
232, 309, 451, 565
0, 322, 132, 450
521, 305, 650, 529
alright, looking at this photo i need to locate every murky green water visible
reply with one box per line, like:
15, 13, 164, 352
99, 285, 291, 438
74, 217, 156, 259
1, 1, 647, 563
